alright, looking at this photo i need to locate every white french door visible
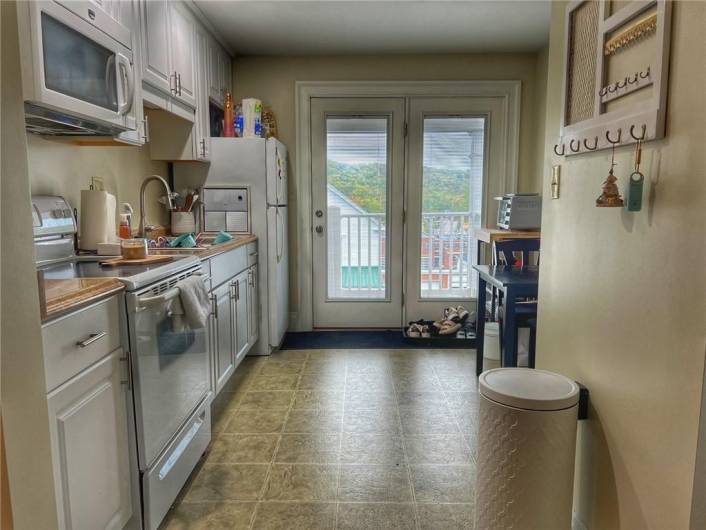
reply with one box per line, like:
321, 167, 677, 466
310, 95, 509, 328
403, 96, 508, 323
311, 98, 406, 328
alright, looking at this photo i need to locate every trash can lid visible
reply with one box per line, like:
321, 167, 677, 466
479, 368, 579, 411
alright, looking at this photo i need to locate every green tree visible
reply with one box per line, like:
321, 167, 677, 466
327, 160, 471, 213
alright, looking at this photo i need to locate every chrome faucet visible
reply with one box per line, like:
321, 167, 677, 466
138, 175, 174, 237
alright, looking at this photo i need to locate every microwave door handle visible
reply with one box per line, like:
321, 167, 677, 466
116, 53, 134, 116
105, 54, 116, 104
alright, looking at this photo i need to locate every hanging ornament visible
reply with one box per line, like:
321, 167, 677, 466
596, 142, 624, 207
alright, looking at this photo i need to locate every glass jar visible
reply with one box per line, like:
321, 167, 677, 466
121, 238, 148, 260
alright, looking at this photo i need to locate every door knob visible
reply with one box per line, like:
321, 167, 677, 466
315, 210, 323, 218
315, 225, 324, 234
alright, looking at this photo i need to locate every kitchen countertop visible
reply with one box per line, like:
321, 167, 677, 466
41, 277, 124, 323
38, 235, 256, 322
150, 234, 257, 259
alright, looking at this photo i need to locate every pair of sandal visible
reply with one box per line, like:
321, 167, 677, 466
407, 321, 431, 338
433, 306, 471, 336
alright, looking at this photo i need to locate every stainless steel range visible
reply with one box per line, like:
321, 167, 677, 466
33, 196, 213, 530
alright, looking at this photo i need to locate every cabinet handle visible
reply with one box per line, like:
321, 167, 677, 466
142, 115, 150, 142
76, 331, 107, 348
211, 295, 218, 319
177, 73, 182, 96
170, 72, 177, 95
119, 354, 131, 390
200, 138, 206, 158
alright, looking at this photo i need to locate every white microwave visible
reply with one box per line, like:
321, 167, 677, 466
18, 1, 137, 137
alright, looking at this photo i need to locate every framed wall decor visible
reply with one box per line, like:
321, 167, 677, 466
555, 0, 672, 156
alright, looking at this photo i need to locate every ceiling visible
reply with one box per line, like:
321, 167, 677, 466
194, 1, 551, 56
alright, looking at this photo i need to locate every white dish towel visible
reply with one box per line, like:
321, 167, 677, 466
177, 275, 211, 329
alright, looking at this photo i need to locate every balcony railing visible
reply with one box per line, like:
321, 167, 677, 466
327, 208, 478, 299
420, 212, 476, 299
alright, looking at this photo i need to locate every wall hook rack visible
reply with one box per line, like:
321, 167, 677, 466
630, 124, 647, 141
583, 137, 599, 151
554, 143, 566, 156
606, 128, 622, 144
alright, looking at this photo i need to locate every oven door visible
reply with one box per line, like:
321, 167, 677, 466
23, 1, 135, 131
128, 284, 210, 469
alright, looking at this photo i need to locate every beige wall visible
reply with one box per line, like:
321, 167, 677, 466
2, 2, 59, 528
536, 2, 706, 529
233, 53, 547, 320
27, 136, 169, 231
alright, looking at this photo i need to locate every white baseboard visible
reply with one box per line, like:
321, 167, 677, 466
572, 512, 588, 530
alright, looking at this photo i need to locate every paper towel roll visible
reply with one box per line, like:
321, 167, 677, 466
80, 189, 117, 250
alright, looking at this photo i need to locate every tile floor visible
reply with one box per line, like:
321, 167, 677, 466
161, 348, 480, 530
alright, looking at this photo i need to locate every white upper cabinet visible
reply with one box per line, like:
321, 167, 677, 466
138, 0, 196, 110
169, 1, 197, 108
208, 37, 224, 107
139, 0, 172, 95
208, 38, 231, 108
194, 26, 211, 161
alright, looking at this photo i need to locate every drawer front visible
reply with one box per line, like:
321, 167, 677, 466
210, 246, 247, 288
142, 400, 211, 530
43, 296, 122, 392
246, 241, 258, 267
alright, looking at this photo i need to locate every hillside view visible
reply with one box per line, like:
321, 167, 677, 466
328, 160, 471, 213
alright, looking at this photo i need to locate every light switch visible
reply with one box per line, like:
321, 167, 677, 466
551, 165, 561, 199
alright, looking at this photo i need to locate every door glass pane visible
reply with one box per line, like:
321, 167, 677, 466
42, 13, 119, 111
326, 117, 389, 300
419, 117, 485, 299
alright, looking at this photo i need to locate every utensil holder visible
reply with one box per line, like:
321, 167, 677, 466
171, 211, 195, 235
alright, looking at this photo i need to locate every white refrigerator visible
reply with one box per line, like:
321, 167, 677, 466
175, 137, 289, 355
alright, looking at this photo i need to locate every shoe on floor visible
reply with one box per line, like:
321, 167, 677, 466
438, 320, 462, 335
421, 325, 431, 338
407, 323, 423, 338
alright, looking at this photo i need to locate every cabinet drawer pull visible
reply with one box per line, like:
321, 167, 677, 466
76, 331, 107, 348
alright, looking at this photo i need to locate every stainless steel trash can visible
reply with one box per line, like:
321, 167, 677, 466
474, 368, 579, 530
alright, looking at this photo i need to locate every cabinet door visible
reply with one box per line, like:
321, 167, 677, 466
208, 38, 223, 107
233, 272, 250, 362
169, 1, 196, 109
139, 0, 172, 95
248, 266, 259, 346
47, 351, 132, 530
116, 0, 146, 146
214, 282, 234, 393
194, 27, 211, 161
221, 49, 232, 98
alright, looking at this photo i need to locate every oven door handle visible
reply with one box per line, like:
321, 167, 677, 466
137, 287, 181, 308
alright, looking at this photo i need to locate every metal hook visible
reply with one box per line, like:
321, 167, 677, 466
583, 136, 599, 150
616, 77, 628, 89
639, 67, 651, 79
607, 83, 618, 93
569, 139, 581, 153
553, 143, 566, 156
627, 72, 639, 84
629, 124, 647, 141
599, 86, 608, 96
606, 128, 622, 144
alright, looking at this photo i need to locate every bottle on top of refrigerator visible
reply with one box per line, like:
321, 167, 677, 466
223, 93, 235, 137
242, 98, 262, 138
234, 102, 244, 137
